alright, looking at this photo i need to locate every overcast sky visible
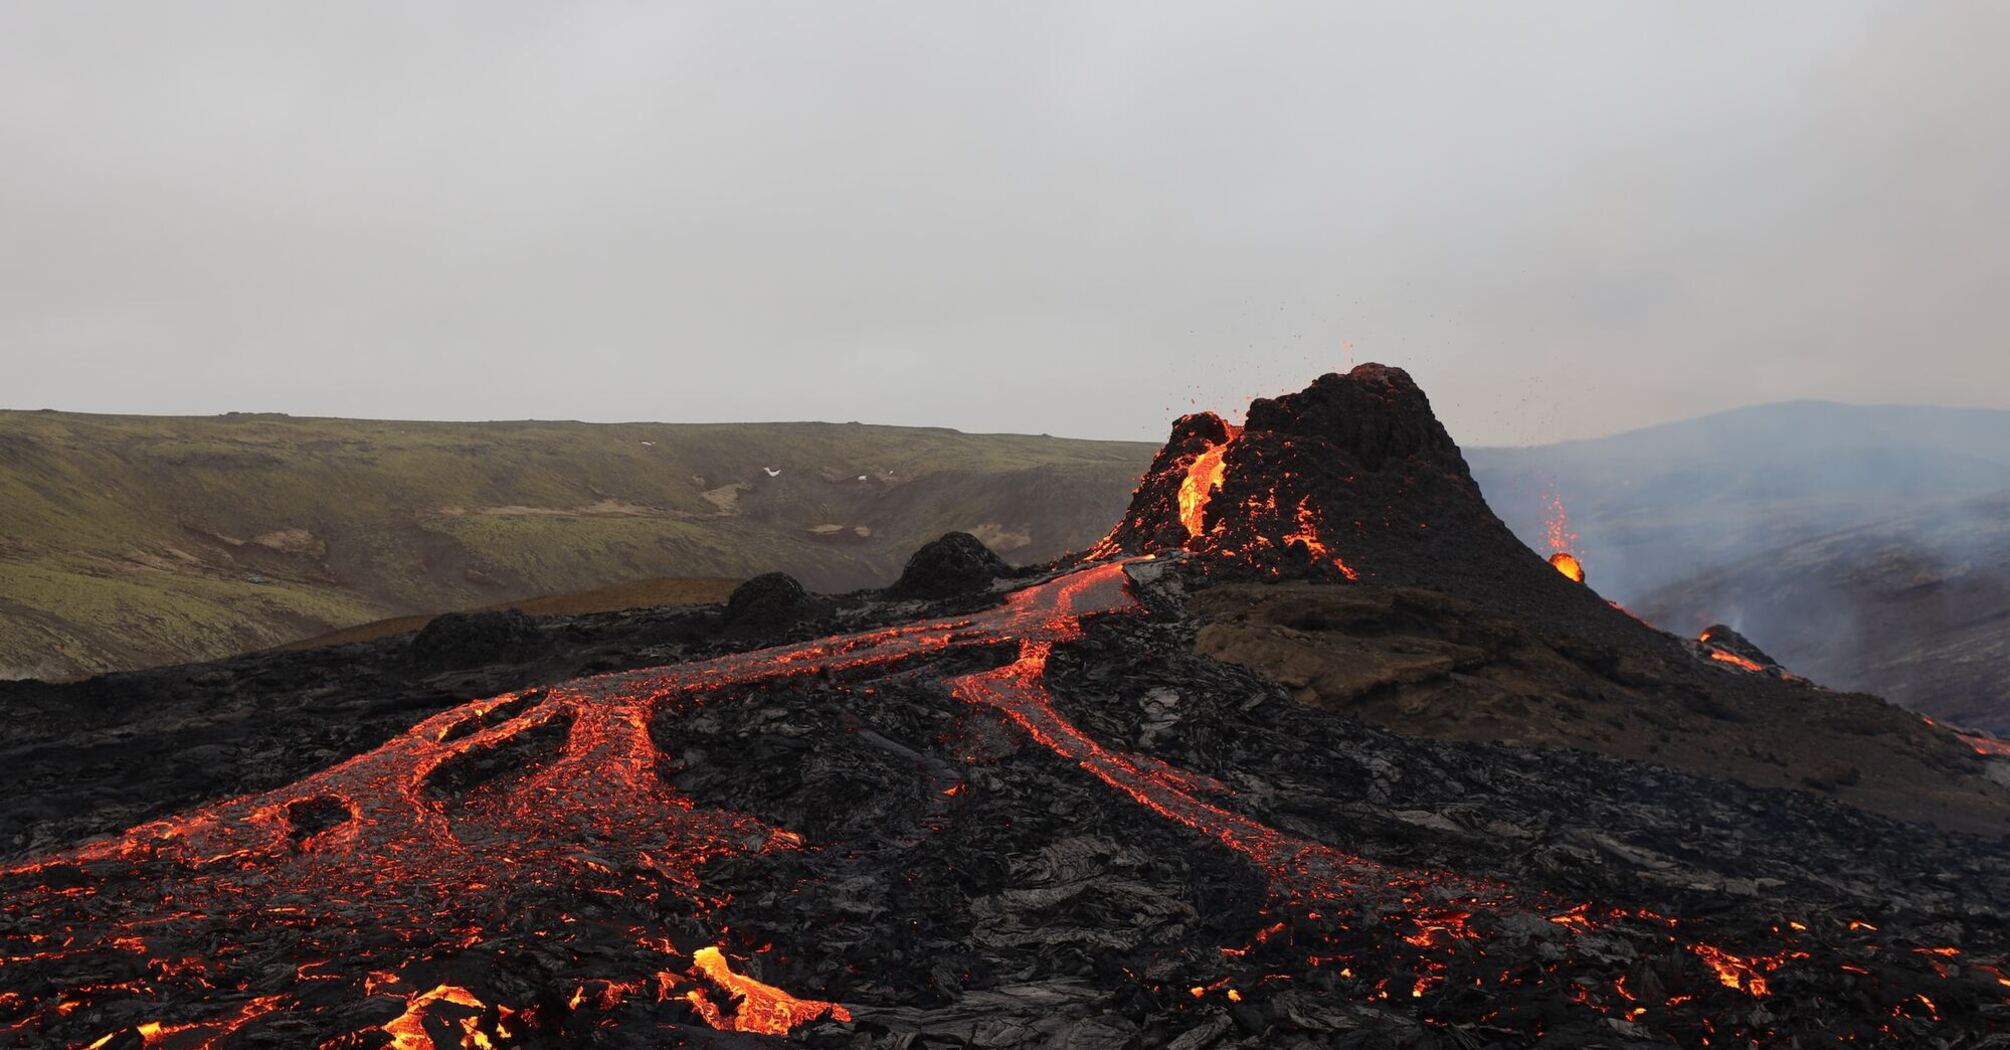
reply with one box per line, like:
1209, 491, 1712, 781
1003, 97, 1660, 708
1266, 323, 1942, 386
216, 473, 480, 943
2, 3, 2005, 445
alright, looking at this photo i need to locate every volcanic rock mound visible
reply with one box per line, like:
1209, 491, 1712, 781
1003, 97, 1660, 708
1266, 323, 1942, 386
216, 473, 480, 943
725, 572, 815, 633
889, 531, 1011, 599
1699, 624, 1781, 670
1097, 366, 1597, 618
409, 608, 541, 670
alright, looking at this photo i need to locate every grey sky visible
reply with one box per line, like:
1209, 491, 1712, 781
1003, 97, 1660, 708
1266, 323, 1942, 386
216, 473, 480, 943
2, 2, 2005, 445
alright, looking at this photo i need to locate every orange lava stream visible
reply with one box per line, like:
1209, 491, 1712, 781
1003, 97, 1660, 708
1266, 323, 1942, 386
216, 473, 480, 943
1178, 433, 1238, 539
1707, 649, 1766, 673
0, 557, 1922, 1045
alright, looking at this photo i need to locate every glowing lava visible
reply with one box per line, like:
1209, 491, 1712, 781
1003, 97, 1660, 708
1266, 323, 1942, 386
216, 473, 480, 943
1960, 732, 2010, 759
380, 985, 499, 1050
1542, 486, 1579, 555
1282, 497, 1361, 580
1178, 430, 1238, 538
1548, 551, 1585, 583
0, 554, 1983, 1045
688, 945, 852, 1034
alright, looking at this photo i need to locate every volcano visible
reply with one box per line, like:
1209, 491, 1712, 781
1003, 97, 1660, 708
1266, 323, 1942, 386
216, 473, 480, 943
4, 366, 2010, 1049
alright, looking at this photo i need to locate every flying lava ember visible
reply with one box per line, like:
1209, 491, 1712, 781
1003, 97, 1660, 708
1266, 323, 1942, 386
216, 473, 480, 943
1540, 489, 1588, 583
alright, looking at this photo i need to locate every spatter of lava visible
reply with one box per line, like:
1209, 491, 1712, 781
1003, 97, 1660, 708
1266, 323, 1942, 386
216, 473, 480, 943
1, 557, 1985, 1047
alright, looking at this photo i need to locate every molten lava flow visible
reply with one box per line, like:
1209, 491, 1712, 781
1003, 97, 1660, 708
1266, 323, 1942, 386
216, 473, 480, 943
381, 985, 496, 1050
1960, 732, 2010, 759
1708, 649, 1766, 673
0, 556, 1975, 1045
1178, 432, 1239, 539
689, 945, 851, 1034
1548, 551, 1584, 583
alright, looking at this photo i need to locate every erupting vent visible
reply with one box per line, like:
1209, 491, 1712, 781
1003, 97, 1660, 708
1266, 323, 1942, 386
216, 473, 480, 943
1548, 551, 1585, 583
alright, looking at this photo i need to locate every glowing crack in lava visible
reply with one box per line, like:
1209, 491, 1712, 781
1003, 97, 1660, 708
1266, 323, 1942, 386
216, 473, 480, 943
1706, 649, 1766, 673
0, 558, 1984, 1045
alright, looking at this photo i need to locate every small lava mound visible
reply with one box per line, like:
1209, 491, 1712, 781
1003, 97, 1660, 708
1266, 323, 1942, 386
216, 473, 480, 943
1699, 624, 1781, 669
724, 572, 814, 633
408, 609, 542, 670
888, 531, 1010, 599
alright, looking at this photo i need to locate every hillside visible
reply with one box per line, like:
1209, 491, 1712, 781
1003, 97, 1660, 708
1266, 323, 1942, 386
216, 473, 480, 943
1469, 400, 2010, 729
0, 410, 1153, 679
1631, 490, 2010, 735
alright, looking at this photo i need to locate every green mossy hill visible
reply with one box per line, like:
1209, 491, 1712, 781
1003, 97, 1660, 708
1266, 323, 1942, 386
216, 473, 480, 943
0, 410, 1152, 678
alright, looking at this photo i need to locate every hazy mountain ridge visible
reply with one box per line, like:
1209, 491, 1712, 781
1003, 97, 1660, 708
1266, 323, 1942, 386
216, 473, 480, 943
1471, 400, 2010, 731
0, 409, 1154, 679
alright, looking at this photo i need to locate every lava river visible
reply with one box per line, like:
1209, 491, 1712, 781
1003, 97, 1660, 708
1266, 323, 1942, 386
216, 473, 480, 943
0, 559, 1995, 1047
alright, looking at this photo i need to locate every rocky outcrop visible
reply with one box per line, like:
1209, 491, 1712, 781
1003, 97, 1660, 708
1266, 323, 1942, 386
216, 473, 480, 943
889, 531, 1010, 599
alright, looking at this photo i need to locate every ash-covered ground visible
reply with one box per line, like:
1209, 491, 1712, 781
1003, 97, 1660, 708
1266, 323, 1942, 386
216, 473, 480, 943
4, 366, 2009, 1049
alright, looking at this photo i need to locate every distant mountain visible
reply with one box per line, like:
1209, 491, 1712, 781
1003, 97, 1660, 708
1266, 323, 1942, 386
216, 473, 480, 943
0, 410, 1154, 679
1470, 400, 2010, 731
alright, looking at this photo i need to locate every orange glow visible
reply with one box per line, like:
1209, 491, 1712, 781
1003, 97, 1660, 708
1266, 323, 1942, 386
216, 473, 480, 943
1178, 436, 1237, 539
1707, 650, 1765, 673
689, 945, 852, 1035
1548, 552, 1584, 583
1960, 732, 2010, 758
382, 985, 492, 1050
1542, 488, 1578, 554
1283, 497, 1361, 580
1690, 944, 1771, 998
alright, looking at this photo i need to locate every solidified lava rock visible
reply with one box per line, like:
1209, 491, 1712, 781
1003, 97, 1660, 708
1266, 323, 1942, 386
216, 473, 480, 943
724, 571, 813, 632
407, 609, 541, 670
888, 531, 1010, 599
